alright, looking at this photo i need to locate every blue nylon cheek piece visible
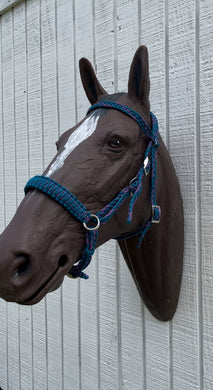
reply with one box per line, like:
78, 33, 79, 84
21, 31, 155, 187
24, 101, 160, 279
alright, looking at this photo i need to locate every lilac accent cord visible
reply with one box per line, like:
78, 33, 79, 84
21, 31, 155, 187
24, 101, 160, 279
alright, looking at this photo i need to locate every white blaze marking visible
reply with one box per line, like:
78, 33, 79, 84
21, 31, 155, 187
47, 113, 99, 177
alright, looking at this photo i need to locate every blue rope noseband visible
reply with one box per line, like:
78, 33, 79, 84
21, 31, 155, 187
24, 101, 161, 279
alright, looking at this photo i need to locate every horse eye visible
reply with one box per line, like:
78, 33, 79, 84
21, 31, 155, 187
108, 136, 122, 148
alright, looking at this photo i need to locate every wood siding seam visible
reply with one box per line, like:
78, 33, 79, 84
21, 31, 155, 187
165, 1, 174, 388
195, 0, 204, 388
0, 13, 8, 390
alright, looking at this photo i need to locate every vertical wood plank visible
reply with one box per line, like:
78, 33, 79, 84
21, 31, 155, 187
0, 16, 5, 233
141, 2, 171, 389
95, 2, 121, 389
98, 241, 120, 390
116, 1, 145, 389
14, 3, 33, 389
27, 0, 43, 177
141, 0, 168, 141
14, 2, 29, 203
117, 0, 139, 87
0, 13, 8, 390
1, 9, 16, 225
168, 1, 200, 389
55, 1, 81, 389
39, 1, 64, 389
41, 0, 59, 166
2, 9, 21, 390
75, 0, 94, 116
74, 1, 101, 388
199, 1, 213, 389
95, 0, 114, 94
0, 298, 7, 390
26, 1, 47, 388
56, 0, 75, 135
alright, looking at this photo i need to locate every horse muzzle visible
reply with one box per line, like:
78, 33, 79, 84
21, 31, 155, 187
0, 196, 84, 304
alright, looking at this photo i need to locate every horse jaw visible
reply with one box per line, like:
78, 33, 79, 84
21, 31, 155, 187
118, 135, 184, 321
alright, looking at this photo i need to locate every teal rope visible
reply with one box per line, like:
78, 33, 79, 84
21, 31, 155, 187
24, 102, 160, 279
25, 175, 91, 224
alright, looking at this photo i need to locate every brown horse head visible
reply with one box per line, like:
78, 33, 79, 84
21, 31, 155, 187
0, 46, 183, 321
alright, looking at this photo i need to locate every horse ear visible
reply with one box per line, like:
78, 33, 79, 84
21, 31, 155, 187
79, 58, 107, 104
128, 46, 150, 107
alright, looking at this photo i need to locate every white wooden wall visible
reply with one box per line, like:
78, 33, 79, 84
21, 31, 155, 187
0, 0, 212, 389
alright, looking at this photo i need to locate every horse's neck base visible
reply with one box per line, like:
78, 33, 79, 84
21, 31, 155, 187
118, 141, 184, 322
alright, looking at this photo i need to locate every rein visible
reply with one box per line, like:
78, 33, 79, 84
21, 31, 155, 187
24, 101, 161, 279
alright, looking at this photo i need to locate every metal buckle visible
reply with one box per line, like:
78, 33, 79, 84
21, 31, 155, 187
143, 157, 150, 176
151, 205, 161, 223
83, 214, 100, 231
129, 176, 138, 196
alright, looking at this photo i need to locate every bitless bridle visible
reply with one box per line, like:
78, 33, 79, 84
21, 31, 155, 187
24, 101, 161, 279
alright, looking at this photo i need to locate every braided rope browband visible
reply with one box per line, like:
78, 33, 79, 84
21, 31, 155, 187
24, 101, 161, 279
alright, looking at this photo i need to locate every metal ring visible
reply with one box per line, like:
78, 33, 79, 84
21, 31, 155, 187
129, 176, 138, 197
83, 214, 100, 231
129, 176, 137, 186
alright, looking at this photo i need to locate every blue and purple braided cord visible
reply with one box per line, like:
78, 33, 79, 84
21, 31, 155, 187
87, 101, 159, 145
88, 101, 160, 246
24, 101, 160, 279
25, 175, 91, 224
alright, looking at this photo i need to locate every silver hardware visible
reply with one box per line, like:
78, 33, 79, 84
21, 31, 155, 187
143, 157, 149, 175
129, 176, 137, 186
151, 205, 161, 223
129, 176, 138, 197
83, 214, 100, 231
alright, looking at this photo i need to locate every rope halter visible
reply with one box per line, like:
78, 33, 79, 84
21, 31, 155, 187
24, 101, 161, 279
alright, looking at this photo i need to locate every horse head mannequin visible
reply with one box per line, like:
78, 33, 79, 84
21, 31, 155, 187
0, 46, 183, 321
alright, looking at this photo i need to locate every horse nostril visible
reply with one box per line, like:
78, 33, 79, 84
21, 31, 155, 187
14, 254, 31, 277
58, 255, 68, 268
